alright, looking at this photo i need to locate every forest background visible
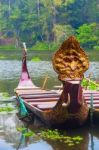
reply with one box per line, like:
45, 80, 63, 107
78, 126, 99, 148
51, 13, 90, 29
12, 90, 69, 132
0, 0, 99, 52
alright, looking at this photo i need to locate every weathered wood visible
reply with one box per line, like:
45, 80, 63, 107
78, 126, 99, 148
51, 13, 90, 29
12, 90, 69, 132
21, 93, 59, 99
28, 101, 57, 107
17, 90, 57, 95
83, 90, 99, 94
24, 97, 59, 102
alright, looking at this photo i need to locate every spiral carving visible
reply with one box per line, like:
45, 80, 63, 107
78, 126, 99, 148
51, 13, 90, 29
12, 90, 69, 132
52, 36, 89, 80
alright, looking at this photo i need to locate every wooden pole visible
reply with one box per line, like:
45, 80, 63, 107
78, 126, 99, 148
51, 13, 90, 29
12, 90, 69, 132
42, 75, 49, 89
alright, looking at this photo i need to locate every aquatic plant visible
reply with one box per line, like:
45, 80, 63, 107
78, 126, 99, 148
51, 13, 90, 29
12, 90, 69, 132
2, 92, 10, 99
3, 92, 9, 97
17, 127, 27, 132
31, 57, 41, 62
16, 127, 83, 147
0, 55, 6, 59
81, 78, 99, 90
41, 129, 61, 140
17, 127, 35, 137
0, 106, 14, 112
41, 129, 83, 146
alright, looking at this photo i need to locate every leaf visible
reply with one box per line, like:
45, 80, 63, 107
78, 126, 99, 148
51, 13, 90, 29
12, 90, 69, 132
23, 131, 35, 137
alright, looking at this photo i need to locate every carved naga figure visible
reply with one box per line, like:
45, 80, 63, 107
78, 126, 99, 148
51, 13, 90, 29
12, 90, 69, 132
52, 36, 89, 127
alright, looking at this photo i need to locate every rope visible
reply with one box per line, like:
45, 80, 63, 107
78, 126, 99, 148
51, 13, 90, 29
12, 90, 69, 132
18, 97, 28, 117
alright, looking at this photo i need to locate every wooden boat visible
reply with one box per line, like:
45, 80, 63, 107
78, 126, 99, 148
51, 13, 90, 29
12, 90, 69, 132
15, 37, 99, 128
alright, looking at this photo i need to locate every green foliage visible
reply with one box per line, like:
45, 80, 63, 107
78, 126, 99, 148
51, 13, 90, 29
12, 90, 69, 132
0, 106, 14, 112
40, 129, 83, 146
2, 92, 10, 98
93, 46, 99, 51
17, 127, 27, 132
30, 42, 49, 50
30, 41, 58, 51
53, 24, 75, 43
17, 127, 35, 137
41, 129, 61, 140
0, 55, 6, 59
76, 23, 99, 49
31, 57, 41, 62
0, 45, 18, 51
81, 78, 99, 90
0, 0, 99, 51
16, 127, 83, 146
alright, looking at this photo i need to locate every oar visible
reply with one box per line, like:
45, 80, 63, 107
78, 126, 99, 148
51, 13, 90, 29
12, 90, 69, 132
42, 75, 49, 89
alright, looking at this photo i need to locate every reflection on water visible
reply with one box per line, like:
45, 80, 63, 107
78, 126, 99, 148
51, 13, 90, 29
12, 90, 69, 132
0, 60, 99, 150
0, 60, 99, 96
0, 114, 21, 150
0, 113, 99, 150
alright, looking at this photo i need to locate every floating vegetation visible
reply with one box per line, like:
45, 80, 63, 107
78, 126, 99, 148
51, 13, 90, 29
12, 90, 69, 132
16, 127, 83, 147
0, 55, 6, 59
0, 106, 14, 112
40, 129, 83, 147
82, 78, 99, 90
2, 92, 10, 99
0, 102, 15, 113
41, 129, 61, 140
17, 127, 35, 137
0, 92, 10, 101
31, 57, 41, 62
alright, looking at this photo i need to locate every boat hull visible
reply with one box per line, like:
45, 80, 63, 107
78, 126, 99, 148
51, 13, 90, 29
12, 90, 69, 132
22, 98, 89, 128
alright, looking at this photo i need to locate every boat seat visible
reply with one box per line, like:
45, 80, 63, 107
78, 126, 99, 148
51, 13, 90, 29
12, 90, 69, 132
85, 96, 99, 100
37, 103, 56, 110
83, 90, 99, 94
24, 101, 57, 110
21, 93, 60, 99
18, 91, 58, 96
86, 100, 99, 104
23, 97, 59, 102
29, 101, 57, 107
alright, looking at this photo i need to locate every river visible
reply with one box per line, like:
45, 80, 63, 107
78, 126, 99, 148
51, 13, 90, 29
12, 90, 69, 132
0, 60, 99, 150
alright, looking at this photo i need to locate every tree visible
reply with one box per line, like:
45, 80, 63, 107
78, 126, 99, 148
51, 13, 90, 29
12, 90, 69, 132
76, 23, 99, 50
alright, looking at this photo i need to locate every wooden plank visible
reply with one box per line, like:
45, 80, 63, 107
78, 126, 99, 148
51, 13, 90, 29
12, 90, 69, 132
86, 100, 99, 104
18, 91, 58, 95
21, 94, 59, 99
16, 87, 40, 90
37, 103, 56, 109
84, 97, 99, 100
83, 90, 99, 94
84, 93, 99, 97
24, 101, 56, 110
24, 97, 59, 102
28, 101, 57, 106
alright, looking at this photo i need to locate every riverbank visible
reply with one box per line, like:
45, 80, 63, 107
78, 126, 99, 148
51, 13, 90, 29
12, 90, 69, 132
0, 50, 99, 61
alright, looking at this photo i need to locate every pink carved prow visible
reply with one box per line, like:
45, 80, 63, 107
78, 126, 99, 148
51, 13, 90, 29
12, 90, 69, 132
17, 43, 36, 89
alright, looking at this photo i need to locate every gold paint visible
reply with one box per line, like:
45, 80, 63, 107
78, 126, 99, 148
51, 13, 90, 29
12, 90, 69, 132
52, 36, 89, 80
